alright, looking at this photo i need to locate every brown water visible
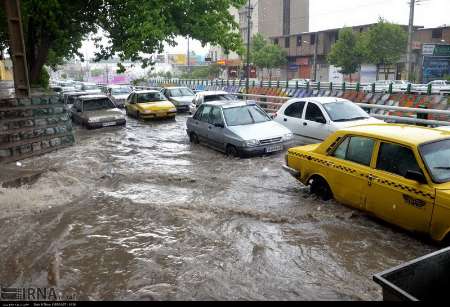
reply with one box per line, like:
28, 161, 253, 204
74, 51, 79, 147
0, 115, 436, 301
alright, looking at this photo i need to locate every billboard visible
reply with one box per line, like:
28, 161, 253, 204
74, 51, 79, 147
422, 44, 450, 83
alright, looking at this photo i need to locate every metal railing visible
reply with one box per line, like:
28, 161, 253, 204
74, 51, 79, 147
231, 93, 450, 127
148, 78, 450, 95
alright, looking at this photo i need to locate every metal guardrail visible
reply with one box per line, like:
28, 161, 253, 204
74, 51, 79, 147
231, 93, 450, 127
148, 79, 450, 95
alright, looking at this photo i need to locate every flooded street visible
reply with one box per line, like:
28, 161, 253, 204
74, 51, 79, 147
0, 115, 436, 301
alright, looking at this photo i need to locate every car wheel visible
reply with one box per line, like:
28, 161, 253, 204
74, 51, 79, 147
136, 112, 141, 120
226, 145, 240, 158
189, 133, 199, 144
310, 176, 333, 201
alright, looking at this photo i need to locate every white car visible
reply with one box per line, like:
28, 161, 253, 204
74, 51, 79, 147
362, 80, 409, 93
106, 85, 132, 108
273, 97, 383, 145
416, 80, 450, 94
189, 91, 237, 115
78, 82, 102, 94
436, 126, 450, 132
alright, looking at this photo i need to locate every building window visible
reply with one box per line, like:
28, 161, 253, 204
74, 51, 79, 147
432, 28, 443, 39
285, 37, 290, 48
283, 0, 291, 36
310, 33, 316, 45
297, 35, 302, 47
274, 38, 279, 45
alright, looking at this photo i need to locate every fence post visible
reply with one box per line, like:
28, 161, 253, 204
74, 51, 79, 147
253, 80, 256, 88
427, 83, 432, 95
306, 81, 310, 91
330, 82, 333, 91
277, 80, 280, 88
356, 82, 360, 92
296, 80, 299, 89
343, 82, 346, 92
269, 80, 272, 88
407, 83, 411, 94
317, 81, 321, 91
371, 82, 375, 94
260, 80, 263, 88
388, 83, 393, 95
417, 105, 428, 126
233, 79, 235, 87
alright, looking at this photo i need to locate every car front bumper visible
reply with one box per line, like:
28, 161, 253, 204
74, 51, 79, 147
86, 119, 126, 129
282, 165, 300, 178
238, 142, 290, 157
140, 111, 177, 119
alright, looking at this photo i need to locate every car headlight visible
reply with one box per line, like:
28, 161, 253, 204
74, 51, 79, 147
169, 108, 177, 113
283, 133, 294, 141
88, 117, 101, 123
245, 139, 260, 147
142, 110, 153, 114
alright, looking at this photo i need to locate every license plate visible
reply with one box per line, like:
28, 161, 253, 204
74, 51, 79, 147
266, 145, 283, 153
102, 122, 116, 127
156, 113, 167, 117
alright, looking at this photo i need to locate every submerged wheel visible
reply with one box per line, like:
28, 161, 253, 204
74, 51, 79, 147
189, 133, 199, 144
310, 176, 333, 201
226, 145, 240, 158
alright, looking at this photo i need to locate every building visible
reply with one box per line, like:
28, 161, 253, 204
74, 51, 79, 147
271, 24, 450, 82
209, 0, 309, 79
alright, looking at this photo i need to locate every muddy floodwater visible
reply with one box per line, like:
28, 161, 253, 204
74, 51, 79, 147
0, 115, 436, 301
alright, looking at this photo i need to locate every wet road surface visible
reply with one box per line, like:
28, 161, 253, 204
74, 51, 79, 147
0, 115, 437, 300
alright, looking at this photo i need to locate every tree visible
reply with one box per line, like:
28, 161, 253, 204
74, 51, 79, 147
208, 63, 222, 79
0, 0, 246, 86
327, 28, 364, 83
251, 37, 287, 81
360, 18, 408, 80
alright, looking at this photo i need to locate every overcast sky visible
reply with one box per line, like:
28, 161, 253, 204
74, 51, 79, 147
80, 0, 450, 58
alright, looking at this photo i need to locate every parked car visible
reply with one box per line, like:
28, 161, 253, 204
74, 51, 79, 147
63, 91, 89, 109
416, 80, 450, 94
125, 90, 177, 120
288, 79, 311, 87
273, 97, 382, 145
70, 95, 126, 129
283, 124, 450, 242
161, 87, 195, 112
362, 80, 410, 92
106, 85, 133, 108
77, 82, 102, 94
186, 101, 293, 157
436, 126, 450, 132
189, 91, 237, 115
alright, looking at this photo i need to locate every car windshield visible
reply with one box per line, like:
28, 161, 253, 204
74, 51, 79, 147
323, 101, 370, 122
223, 105, 271, 127
84, 85, 99, 90
83, 99, 116, 111
137, 92, 166, 103
204, 94, 236, 102
112, 87, 131, 94
420, 139, 450, 183
169, 88, 194, 97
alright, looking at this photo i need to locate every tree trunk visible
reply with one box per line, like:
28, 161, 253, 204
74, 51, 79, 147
384, 66, 389, 81
26, 17, 51, 85
269, 69, 272, 83
376, 64, 379, 81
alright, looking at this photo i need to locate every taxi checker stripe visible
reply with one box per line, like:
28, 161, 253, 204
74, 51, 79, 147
288, 153, 435, 200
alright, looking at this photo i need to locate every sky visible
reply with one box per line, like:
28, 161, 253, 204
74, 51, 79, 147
80, 0, 450, 59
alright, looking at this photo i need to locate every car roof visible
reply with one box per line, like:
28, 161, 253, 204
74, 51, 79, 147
78, 94, 109, 100
339, 124, 450, 146
197, 91, 229, 96
202, 100, 253, 109
296, 97, 351, 105
134, 90, 160, 94
164, 87, 192, 90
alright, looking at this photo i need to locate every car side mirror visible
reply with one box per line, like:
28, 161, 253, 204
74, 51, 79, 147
405, 170, 427, 184
214, 123, 225, 128
314, 117, 327, 124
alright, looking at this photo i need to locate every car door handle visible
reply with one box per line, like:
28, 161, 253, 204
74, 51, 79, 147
368, 174, 378, 186
303, 122, 308, 126
284, 118, 287, 122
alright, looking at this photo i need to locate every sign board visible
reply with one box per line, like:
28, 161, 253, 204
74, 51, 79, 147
205, 57, 212, 62
217, 60, 226, 65
288, 63, 300, 71
423, 44, 450, 57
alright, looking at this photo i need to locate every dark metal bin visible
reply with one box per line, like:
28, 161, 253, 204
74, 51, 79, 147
373, 247, 450, 301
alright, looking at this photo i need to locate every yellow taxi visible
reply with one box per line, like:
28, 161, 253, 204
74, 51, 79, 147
283, 124, 450, 242
125, 90, 177, 120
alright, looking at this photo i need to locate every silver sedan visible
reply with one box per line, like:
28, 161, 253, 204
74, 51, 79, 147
186, 101, 294, 157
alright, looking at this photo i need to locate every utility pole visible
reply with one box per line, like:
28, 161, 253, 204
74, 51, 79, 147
313, 33, 319, 81
187, 36, 191, 75
406, 0, 415, 81
245, 0, 253, 94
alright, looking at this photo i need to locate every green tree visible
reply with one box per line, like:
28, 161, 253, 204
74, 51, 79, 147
327, 28, 364, 83
0, 0, 246, 86
208, 63, 222, 79
360, 18, 408, 80
252, 40, 287, 81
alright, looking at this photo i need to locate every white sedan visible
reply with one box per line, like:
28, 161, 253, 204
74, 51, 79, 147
189, 91, 237, 115
273, 97, 383, 145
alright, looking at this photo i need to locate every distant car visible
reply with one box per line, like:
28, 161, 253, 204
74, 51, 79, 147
284, 124, 450, 242
63, 91, 89, 109
79, 83, 102, 94
416, 80, 450, 94
125, 90, 177, 120
186, 101, 294, 157
70, 95, 126, 129
161, 87, 195, 112
288, 79, 311, 87
106, 85, 133, 108
273, 97, 382, 145
436, 126, 450, 132
362, 80, 410, 92
189, 91, 237, 115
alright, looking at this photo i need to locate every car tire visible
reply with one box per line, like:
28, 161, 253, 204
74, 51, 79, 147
226, 145, 240, 158
310, 176, 333, 201
189, 133, 199, 144
136, 112, 141, 120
